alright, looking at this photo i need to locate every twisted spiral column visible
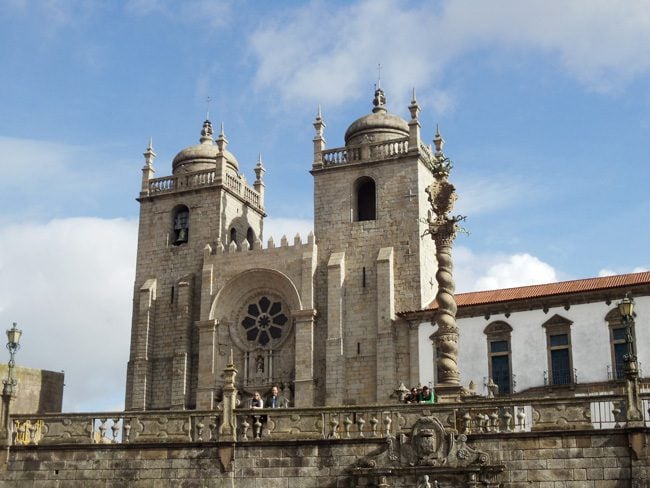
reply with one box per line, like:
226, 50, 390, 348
433, 221, 460, 386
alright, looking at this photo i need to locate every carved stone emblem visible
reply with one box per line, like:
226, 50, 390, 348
411, 418, 446, 466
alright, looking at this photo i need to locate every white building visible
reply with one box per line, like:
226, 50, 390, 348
403, 271, 650, 395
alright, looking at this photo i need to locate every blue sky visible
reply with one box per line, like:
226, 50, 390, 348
0, 0, 649, 411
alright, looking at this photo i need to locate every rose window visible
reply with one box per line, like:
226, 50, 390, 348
240, 296, 288, 346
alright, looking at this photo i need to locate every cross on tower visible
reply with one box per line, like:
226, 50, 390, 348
377, 63, 382, 88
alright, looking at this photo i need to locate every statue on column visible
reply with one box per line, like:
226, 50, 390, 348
424, 128, 465, 392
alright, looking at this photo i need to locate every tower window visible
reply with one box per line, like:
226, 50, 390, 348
354, 177, 376, 221
172, 206, 189, 245
230, 227, 237, 244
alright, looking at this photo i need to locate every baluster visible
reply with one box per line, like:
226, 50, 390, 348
490, 410, 499, 433
612, 403, 622, 429
370, 416, 379, 437
123, 420, 132, 443
253, 416, 262, 440
502, 409, 513, 433
329, 416, 339, 439
476, 413, 486, 433
241, 418, 250, 441
357, 415, 366, 438
209, 417, 218, 441
28, 422, 38, 445
516, 408, 526, 431
383, 415, 392, 437
462, 411, 472, 435
196, 418, 204, 442
111, 418, 121, 443
343, 416, 353, 438
98, 419, 108, 443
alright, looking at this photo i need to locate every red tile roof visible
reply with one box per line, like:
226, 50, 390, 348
424, 271, 650, 311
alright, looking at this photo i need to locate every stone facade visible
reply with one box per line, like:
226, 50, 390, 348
125, 87, 437, 411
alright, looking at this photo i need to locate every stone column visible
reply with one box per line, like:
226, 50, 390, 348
376, 247, 396, 403
127, 278, 156, 410
325, 252, 345, 406
425, 135, 464, 400
293, 309, 316, 407
171, 279, 193, 409
196, 319, 217, 410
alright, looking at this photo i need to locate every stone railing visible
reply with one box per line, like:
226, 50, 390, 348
236, 404, 457, 441
321, 137, 410, 166
147, 168, 261, 208
9, 392, 649, 447
11, 410, 221, 446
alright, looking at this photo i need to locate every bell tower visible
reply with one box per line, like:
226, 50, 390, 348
125, 121, 266, 410
311, 87, 438, 404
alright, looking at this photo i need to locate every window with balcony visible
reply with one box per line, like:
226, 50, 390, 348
542, 314, 574, 385
484, 321, 513, 395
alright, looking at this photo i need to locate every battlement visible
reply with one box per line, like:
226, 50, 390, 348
203, 231, 316, 259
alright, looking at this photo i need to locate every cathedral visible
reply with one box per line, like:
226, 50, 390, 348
126, 85, 438, 410
3, 86, 649, 487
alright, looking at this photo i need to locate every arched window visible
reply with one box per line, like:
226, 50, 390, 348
354, 177, 376, 221
230, 227, 237, 244
484, 321, 513, 395
172, 205, 189, 245
246, 227, 255, 249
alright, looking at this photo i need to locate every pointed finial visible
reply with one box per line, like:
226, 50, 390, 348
372, 84, 387, 113
377, 63, 382, 89
433, 124, 445, 155
200, 119, 213, 144
317, 104, 322, 120
143, 137, 156, 167
408, 87, 420, 120
229, 348, 234, 366
216, 121, 228, 151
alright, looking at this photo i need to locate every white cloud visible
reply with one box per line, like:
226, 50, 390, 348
263, 217, 313, 244
454, 246, 558, 292
599, 266, 649, 277
0, 136, 133, 223
0, 218, 137, 412
250, 0, 650, 108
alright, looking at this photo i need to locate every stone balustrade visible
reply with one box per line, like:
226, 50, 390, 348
10, 392, 649, 447
146, 168, 261, 208
321, 137, 410, 166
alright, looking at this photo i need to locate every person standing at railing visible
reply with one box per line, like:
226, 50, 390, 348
418, 386, 435, 404
250, 391, 264, 409
265, 386, 288, 408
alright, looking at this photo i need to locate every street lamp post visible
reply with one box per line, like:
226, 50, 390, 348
1, 322, 22, 444
617, 294, 643, 423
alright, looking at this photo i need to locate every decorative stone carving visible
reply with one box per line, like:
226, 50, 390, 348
351, 415, 501, 487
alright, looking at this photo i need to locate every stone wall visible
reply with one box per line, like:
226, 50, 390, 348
0, 365, 63, 414
3, 431, 648, 487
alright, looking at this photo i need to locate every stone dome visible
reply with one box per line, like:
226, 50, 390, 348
344, 87, 409, 146
172, 120, 239, 174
